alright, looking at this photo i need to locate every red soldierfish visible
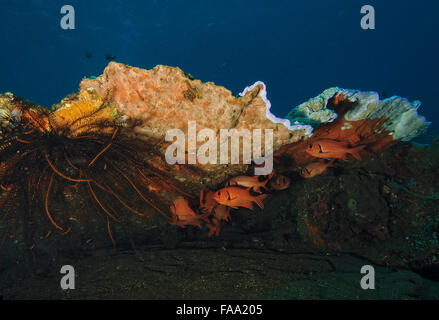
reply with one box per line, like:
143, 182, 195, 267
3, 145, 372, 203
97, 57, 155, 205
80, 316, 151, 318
227, 172, 274, 193
169, 196, 209, 228
213, 187, 268, 210
300, 160, 335, 178
306, 139, 365, 161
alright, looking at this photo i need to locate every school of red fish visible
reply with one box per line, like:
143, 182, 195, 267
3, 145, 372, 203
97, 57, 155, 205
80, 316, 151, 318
169, 132, 367, 236
168, 172, 290, 237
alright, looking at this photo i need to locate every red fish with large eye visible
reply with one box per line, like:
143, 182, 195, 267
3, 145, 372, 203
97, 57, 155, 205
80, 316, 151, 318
300, 160, 335, 178
213, 187, 268, 210
227, 172, 274, 193
306, 139, 365, 161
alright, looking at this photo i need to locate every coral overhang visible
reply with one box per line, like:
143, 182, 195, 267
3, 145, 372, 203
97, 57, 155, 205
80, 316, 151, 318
0, 61, 430, 244
0, 62, 430, 196
77, 62, 429, 179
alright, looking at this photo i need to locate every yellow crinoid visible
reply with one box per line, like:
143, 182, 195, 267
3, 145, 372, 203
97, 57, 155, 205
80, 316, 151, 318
50, 87, 120, 138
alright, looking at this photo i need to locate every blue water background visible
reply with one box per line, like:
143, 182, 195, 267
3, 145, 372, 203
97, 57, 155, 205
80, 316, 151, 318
0, 0, 437, 139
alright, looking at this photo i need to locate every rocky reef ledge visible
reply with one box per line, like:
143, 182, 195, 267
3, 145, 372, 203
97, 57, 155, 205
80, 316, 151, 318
1, 61, 429, 191
79, 62, 429, 164
0, 62, 437, 299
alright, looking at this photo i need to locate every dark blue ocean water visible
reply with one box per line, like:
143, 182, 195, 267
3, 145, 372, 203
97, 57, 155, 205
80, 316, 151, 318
0, 0, 438, 138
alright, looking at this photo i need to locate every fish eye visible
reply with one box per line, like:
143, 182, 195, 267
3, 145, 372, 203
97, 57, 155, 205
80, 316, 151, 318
309, 144, 313, 148
217, 191, 221, 196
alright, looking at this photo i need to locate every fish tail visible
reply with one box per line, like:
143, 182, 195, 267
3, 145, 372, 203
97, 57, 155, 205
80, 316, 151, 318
349, 145, 366, 161
252, 186, 263, 194
200, 212, 211, 223
207, 220, 218, 237
254, 194, 268, 209
264, 172, 274, 185
207, 226, 215, 237
258, 172, 275, 192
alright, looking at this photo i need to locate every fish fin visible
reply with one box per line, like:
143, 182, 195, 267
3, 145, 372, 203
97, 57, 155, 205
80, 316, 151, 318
207, 226, 215, 237
228, 192, 238, 201
251, 186, 263, 194
238, 202, 254, 210
207, 219, 218, 237
200, 213, 211, 223
268, 172, 274, 180
349, 145, 366, 161
262, 172, 274, 186
254, 194, 268, 209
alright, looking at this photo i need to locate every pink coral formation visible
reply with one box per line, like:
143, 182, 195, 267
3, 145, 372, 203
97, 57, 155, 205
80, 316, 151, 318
78, 62, 317, 192
80, 62, 309, 146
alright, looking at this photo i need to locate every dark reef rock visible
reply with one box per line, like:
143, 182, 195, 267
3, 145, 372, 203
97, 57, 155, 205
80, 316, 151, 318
1, 141, 439, 299
0, 63, 436, 299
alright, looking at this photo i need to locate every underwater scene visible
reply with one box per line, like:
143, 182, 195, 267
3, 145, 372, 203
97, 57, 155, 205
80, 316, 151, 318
1, 0, 439, 305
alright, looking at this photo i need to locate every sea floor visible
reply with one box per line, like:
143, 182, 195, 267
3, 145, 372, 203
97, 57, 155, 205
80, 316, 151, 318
1, 246, 439, 300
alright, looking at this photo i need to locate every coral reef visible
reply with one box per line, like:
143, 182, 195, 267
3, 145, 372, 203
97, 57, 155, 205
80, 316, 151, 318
78, 62, 316, 190
80, 62, 312, 145
0, 62, 432, 259
76, 63, 429, 190
276, 89, 429, 175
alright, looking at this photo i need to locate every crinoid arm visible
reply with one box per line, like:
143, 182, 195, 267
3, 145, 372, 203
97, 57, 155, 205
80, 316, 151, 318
0, 91, 197, 251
